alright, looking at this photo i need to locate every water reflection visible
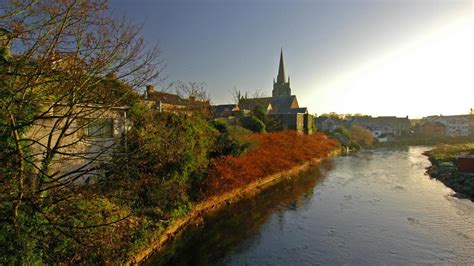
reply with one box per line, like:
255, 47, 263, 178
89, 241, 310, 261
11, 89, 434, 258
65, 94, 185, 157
146, 162, 333, 265
148, 147, 474, 265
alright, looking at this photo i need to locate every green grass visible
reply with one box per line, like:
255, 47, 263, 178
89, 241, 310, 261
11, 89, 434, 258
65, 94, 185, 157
424, 143, 474, 163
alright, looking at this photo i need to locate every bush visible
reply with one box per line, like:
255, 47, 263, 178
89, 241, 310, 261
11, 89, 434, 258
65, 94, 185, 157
202, 131, 337, 197
105, 109, 216, 213
209, 119, 228, 134
240, 115, 266, 133
350, 125, 374, 146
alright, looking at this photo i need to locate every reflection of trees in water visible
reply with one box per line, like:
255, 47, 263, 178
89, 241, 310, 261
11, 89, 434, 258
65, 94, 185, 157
148, 162, 333, 265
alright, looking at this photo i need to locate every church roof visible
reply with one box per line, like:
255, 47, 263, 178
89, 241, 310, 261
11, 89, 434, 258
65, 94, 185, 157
239, 95, 304, 114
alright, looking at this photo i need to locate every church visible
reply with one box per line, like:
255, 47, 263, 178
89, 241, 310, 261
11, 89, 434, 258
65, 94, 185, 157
237, 50, 314, 133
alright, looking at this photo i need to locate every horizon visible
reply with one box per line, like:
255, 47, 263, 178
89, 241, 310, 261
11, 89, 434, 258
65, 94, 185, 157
109, 0, 472, 118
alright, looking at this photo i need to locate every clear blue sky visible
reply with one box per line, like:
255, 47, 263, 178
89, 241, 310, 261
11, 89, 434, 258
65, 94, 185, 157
109, 0, 472, 118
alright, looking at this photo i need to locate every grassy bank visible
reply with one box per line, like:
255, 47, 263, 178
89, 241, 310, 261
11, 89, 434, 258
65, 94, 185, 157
424, 143, 474, 199
375, 136, 474, 148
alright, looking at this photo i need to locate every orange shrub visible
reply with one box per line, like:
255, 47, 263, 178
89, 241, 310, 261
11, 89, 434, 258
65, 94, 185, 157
202, 131, 338, 197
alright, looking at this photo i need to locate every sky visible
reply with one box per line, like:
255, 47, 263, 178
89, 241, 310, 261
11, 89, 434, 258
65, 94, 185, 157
109, 0, 473, 118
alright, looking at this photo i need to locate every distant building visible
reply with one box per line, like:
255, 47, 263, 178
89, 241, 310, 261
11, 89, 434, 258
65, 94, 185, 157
423, 115, 470, 137
212, 104, 240, 118
237, 50, 313, 133
315, 116, 339, 132
143, 85, 211, 117
419, 121, 447, 136
347, 116, 410, 137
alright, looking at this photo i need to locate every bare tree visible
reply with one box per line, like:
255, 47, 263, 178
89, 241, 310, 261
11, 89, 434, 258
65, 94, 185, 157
175, 81, 210, 102
250, 89, 267, 98
229, 86, 241, 104
0, 0, 161, 262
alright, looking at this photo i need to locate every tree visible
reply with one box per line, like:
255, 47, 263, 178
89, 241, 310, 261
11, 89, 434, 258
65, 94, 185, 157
175, 81, 210, 102
174, 81, 211, 118
351, 125, 375, 146
321, 112, 344, 120
104, 109, 215, 214
0, 0, 161, 263
240, 115, 266, 133
229, 86, 241, 104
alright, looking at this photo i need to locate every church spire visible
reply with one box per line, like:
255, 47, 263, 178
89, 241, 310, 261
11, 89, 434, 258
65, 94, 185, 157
272, 49, 291, 97
277, 48, 286, 84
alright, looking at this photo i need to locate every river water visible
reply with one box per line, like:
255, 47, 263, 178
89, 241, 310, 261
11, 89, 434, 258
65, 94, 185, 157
148, 147, 474, 265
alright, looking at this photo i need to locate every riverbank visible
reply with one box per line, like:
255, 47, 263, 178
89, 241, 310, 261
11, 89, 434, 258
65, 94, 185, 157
126, 147, 339, 265
424, 143, 474, 200
148, 147, 474, 265
374, 136, 474, 148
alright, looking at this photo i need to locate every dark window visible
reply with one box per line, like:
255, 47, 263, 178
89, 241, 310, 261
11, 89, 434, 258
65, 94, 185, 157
84, 118, 113, 138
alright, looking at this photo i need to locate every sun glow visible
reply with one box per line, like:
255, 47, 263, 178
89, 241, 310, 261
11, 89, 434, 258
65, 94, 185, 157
313, 16, 473, 118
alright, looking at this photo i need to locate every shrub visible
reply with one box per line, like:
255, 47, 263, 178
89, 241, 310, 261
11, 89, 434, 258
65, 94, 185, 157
240, 115, 266, 133
350, 125, 374, 146
201, 131, 337, 197
209, 120, 251, 158
105, 109, 216, 213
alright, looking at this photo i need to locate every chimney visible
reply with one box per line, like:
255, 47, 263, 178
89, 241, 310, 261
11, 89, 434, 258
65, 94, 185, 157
189, 96, 196, 102
145, 85, 155, 98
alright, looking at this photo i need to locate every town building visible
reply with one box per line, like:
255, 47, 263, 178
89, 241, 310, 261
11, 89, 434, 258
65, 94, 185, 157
418, 121, 447, 136
143, 85, 211, 117
27, 103, 129, 183
347, 116, 411, 137
423, 115, 471, 137
212, 104, 240, 118
237, 50, 313, 133
315, 116, 339, 132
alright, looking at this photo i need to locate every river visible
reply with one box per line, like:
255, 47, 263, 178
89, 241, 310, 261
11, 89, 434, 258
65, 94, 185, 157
147, 147, 474, 265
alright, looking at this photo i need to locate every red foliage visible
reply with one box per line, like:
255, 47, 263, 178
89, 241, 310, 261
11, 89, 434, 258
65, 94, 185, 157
202, 131, 338, 197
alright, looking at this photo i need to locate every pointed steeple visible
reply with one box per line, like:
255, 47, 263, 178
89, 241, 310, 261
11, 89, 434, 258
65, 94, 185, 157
277, 48, 286, 84
272, 48, 291, 97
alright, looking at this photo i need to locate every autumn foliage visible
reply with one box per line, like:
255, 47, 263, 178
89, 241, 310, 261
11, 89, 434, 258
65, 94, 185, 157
203, 131, 338, 197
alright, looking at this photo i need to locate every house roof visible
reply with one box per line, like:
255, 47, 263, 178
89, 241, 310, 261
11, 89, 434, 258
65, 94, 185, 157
212, 104, 239, 116
421, 120, 447, 128
349, 116, 410, 128
147, 91, 186, 105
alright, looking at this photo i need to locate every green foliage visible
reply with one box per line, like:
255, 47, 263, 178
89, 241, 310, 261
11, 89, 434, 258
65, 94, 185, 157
425, 143, 474, 163
0, 194, 134, 264
209, 119, 228, 133
240, 115, 266, 133
426, 143, 474, 199
253, 106, 267, 125
105, 109, 216, 214
334, 126, 351, 139
209, 120, 251, 158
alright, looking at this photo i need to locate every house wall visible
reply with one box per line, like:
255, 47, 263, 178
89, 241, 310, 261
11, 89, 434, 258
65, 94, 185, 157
420, 122, 446, 136
26, 105, 127, 183
425, 116, 470, 137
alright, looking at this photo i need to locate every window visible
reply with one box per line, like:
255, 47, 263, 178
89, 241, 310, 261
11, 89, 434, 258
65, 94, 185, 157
83, 118, 113, 138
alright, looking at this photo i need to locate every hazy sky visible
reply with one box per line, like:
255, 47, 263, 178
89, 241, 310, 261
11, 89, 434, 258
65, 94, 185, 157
109, 0, 472, 118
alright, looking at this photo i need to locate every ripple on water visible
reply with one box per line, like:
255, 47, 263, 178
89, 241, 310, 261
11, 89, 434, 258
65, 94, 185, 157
148, 147, 474, 265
